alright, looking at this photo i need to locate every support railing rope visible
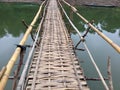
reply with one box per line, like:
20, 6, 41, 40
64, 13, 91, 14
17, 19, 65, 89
0, 1, 45, 90
59, 1, 109, 90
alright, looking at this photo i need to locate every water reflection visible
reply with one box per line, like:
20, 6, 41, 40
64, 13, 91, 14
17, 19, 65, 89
0, 33, 23, 66
0, 3, 39, 90
83, 22, 120, 36
72, 6, 120, 34
0, 3, 39, 38
0, 2, 39, 70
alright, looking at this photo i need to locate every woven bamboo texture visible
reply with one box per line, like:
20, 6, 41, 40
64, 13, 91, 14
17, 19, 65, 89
25, 0, 89, 90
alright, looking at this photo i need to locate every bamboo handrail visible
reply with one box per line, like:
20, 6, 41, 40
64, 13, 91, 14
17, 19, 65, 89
0, 1, 45, 90
62, 0, 120, 54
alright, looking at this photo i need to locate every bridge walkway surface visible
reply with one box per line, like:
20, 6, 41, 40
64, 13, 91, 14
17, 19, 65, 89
24, 0, 89, 90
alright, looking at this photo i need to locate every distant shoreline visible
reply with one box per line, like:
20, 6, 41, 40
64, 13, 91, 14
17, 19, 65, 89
0, 0, 120, 7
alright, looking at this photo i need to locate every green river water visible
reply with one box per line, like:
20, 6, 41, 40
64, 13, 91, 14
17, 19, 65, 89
0, 3, 120, 90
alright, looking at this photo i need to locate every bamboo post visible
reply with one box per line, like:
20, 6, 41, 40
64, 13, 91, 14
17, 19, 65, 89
0, 1, 45, 90
86, 77, 108, 81
62, 0, 120, 54
75, 20, 94, 49
22, 20, 36, 42
107, 56, 114, 90
12, 50, 25, 90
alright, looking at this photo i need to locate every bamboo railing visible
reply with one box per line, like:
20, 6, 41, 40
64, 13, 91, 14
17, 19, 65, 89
0, 1, 45, 90
62, 0, 120, 54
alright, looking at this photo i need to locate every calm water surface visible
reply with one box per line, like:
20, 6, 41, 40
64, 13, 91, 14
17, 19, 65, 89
0, 4, 120, 90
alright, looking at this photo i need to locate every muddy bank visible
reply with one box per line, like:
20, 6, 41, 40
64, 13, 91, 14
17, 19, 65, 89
0, 0, 42, 3
65, 0, 120, 7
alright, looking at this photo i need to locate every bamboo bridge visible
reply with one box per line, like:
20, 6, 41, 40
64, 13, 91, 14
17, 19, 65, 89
23, 0, 89, 89
0, 0, 120, 90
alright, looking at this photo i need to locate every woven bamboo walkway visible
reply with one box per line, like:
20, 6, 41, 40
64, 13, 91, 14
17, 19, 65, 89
25, 0, 89, 90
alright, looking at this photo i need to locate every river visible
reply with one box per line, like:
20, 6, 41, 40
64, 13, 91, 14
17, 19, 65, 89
0, 3, 120, 90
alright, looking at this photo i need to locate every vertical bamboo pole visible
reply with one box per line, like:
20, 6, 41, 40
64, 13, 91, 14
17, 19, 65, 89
107, 56, 114, 90
0, 1, 45, 90
12, 50, 25, 90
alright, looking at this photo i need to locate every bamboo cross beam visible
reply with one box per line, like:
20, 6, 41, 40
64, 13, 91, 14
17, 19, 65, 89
62, 0, 120, 54
0, 1, 45, 90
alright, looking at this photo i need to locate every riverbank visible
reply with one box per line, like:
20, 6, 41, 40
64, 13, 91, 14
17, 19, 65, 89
65, 0, 120, 7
